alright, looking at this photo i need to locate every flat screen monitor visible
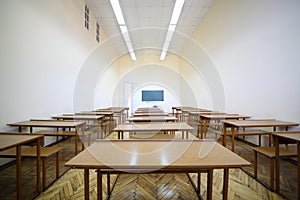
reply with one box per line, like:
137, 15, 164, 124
142, 90, 164, 101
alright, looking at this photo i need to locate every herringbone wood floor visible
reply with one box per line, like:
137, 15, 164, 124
0, 130, 297, 199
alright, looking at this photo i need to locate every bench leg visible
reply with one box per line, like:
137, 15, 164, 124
207, 170, 213, 200
197, 172, 201, 193
270, 159, 274, 191
43, 159, 46, 190
56, 152, 60, 179
254, 151, 257, 178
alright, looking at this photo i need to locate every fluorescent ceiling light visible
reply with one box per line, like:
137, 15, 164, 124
170, 0, 185, 24
160, 50, 167, 60
110, 0, 125, 25
160, 0, 185, 60
110, 0, 136, 60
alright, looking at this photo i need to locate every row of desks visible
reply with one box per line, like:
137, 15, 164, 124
173, 106, 299, 151
0, 134, 43, 200
172, 106, 300, 198
0, 107, 129, 199
64, 107, 249, 199
65, 139, 251, 200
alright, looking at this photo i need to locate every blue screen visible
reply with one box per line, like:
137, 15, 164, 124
142, 90, 164, 101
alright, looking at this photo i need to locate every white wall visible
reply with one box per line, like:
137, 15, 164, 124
191, 0, 300, 122
0, 0, 98, 129
93, 53, 212, 114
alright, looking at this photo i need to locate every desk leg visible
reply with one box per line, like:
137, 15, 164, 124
75, 128, 79, 155
16, 145, 22, 200
36, 138, 41, 192
275, 137, 280, 192
199, 117, 203, 139
118, 131, 120, 139
197, 172, 201, 193
207, 169, 213, 200
298, 142, 300, 200
84, 169, 89, 200
98, 120, 101, 139
231, 126, 235, 152
204, 119, 208, 139
223, 124, 227, 147
97, 170, 103, 200
107, 172, 111, 196
223, 168, 229, 200
82, 126, 85, 150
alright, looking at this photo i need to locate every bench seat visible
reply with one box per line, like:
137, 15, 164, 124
210, 128, 270, 146
252, 145, 297, 190
0, 146, 63, 190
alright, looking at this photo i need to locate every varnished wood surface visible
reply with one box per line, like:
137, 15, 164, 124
223, 119, 299, 128
222, 119, 299, 152
0, 134, 42, 150
0, 133, 43, 200
273, 131, 300, 199
133, 112, 170, 116
273, 131, 300, 141
113, 122, 194, 132
201, 114, 251, 120
127, 116, 177, 122
7, 120, 86, 128
51, 114, 104, 121
1, 132, 296, 200
65, 139, 250, 170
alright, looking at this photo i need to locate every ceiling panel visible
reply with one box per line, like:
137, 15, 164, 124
86, 0, 215, 57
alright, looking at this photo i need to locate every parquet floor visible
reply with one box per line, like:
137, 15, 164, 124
0, 130, 297, 200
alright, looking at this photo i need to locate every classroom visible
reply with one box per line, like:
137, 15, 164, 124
0, 0, 299, 199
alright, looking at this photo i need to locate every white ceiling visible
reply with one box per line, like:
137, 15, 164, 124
85, 0, 215, 57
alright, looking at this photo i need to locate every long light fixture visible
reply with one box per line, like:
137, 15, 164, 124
110, 0, 136, 60
160, 0, 185, 60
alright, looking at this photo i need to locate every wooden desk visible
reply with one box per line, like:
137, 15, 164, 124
199, 114, 250, 139
134, 109, 164, 113
79, 111, 114, 134
127, 116, 177, 123
223, 120, 299, 152
187, 111, 224, 130
97, 107, 129, 124
133, 112, 169, 117
113, 122, 194, 139
273, 132, 300, 198
7, 120, 86, 154
52, 114, 105, 138
65, 139, 251, 200
0, 133, 43, 199
172, 106, 196, 121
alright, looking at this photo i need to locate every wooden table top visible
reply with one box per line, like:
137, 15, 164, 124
52, 115, 104, 120
7, 120, 86, 128
0, 134, 43, 151
65, 139, 251, 169
223, 119, 299, 127
97, 107, 128, 113
134, 110, 164, 113
273, 131, 300, 141
133, 112, 169, 116
127, 116, 177, 122
79, 111, 114, 116
181, 108, 210, 112
113, 122, 193, 132
201, 114, 251, 120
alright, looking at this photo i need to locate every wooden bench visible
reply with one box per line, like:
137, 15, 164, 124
0, 146, 63, 190
252, 145, 297, 190
210, 128, 270, 146
34, 130, 94, 146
